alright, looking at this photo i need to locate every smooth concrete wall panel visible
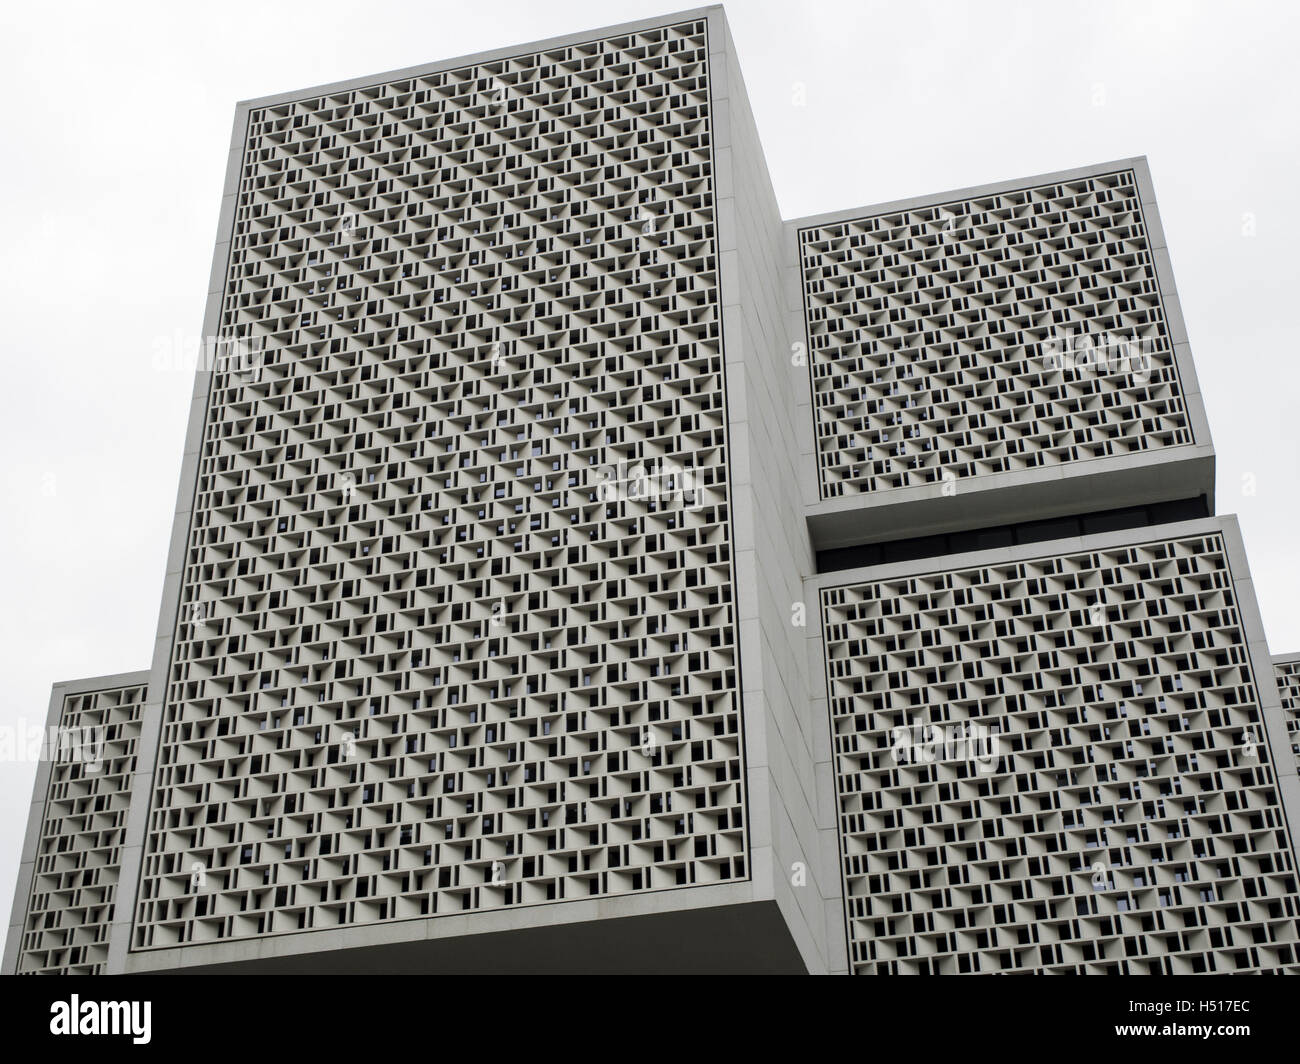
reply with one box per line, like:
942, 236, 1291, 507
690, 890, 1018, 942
716, 10, 840, 974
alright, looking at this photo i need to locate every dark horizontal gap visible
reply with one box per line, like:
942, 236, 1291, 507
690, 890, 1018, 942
815, 496, 1211, 575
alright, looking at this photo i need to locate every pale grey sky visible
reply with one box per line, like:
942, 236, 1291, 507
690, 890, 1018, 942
1, 0, 1296, 931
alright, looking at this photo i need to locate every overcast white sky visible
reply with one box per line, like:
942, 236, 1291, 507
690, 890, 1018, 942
1, 0, 1296, 933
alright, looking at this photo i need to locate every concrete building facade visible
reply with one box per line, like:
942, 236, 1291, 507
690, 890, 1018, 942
816, 518, 1300, 973
1274, 655, 1300, 774
6, 6, 1299, 975
5, 672, 150, 975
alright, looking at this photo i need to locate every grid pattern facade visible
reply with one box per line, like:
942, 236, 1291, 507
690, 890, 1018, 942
821, 532, 1300, 974
17, 683, 146, 974
133, 18, 749, 950
797, 169, 1192, 499
1275, 657, 1300, 773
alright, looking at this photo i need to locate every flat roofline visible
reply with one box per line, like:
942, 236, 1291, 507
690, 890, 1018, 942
786, 155, 1154, 231
237, 6, 726, 110
50, 670, 152, 695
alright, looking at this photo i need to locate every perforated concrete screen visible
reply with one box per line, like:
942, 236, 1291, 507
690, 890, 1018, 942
131, 16, 750, 951
797, 169, 1193, 501
820, 526, 1300, 974
15, 680, 147, 974
1275, 657, 1300, 774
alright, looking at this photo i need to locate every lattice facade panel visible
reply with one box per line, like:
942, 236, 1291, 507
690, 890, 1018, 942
798, 170, 1192, 499
133, 18, 749, 950
820, 532, 1300, 974
18, 683, 146, 974
1275, 657, 1300, 774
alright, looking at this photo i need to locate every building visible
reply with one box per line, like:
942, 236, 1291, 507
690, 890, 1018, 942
1275, 654, 1300, 774
6, 6, 1299, 975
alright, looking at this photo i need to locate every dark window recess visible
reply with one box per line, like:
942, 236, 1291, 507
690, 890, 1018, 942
815, 497, 1211, 574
